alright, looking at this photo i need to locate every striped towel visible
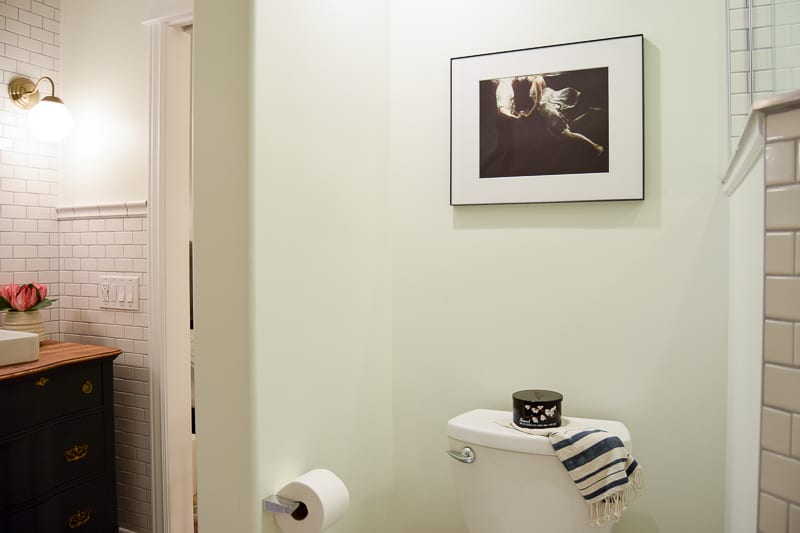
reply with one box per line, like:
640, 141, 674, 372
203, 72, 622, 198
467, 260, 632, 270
549, 427, 643, 525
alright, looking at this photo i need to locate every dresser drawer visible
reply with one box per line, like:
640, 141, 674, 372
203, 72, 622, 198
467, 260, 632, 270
0, 362, 104, 435
1, 476, 113, 533
0, 411, 106, 508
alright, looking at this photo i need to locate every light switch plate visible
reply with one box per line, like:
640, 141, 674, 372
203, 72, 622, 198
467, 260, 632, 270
100, 275, 140, 311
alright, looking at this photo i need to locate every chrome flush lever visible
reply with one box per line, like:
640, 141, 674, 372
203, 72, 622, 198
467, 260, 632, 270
447, 446, 475, 464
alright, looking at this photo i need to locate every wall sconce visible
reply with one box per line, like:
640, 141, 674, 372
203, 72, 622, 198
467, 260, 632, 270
8, 76, 73, 142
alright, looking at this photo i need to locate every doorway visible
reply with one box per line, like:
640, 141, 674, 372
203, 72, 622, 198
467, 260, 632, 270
147, 16, 195, 533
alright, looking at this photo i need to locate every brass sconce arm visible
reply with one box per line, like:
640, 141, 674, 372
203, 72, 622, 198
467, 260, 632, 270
9, 76, 65, 109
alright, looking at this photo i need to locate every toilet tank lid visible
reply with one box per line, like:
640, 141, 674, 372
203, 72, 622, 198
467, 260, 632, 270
446, 409, 632, 456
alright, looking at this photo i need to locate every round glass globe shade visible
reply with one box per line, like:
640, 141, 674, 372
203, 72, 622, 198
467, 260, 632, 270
28, 98, 73, 142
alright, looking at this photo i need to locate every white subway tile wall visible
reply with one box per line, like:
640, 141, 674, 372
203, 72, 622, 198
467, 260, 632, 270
761, 108, 800, 530
0, 1, 152, 531
729, 0, 752, 152
58, 214, 152, 532
0, 0, 60, 337
730, 0, 800, 151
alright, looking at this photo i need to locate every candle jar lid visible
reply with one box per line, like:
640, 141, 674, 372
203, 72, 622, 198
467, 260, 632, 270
512, 389, 563, 429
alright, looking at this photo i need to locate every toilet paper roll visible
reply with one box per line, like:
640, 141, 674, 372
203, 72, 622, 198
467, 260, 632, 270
274, 469, 350, 533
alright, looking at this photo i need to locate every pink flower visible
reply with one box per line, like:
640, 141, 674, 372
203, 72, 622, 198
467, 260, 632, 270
34, 283, 47, 300
10, 284, 39, 311
0, 283, 56, 312
0, 283, 17, 305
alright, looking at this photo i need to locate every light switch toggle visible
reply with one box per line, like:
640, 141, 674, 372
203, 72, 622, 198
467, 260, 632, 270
100, 275, 140, 311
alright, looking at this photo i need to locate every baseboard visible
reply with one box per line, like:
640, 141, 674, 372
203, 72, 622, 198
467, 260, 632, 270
119, 528, 138, 533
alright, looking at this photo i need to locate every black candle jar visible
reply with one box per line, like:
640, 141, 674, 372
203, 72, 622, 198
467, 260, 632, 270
512, 390, 563, 429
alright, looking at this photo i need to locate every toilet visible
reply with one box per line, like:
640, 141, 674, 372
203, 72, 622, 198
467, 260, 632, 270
446, 409, 632, 533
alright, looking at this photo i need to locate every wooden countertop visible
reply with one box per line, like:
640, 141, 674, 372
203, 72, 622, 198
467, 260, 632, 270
0, 341, 122, 381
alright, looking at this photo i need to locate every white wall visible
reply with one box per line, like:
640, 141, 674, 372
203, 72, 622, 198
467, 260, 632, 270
195, 1, 732, 532
194, 0, 394, 531
144, 0, 191, 23
60, 0, 150, 205
249, 1, 394, 532
724, 152, 764, 533
390, 2, 728, 533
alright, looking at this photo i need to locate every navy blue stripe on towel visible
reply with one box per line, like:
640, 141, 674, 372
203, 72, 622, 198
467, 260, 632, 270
560, 436, 626, 471
573, 457, 628, 484
582, 476, 630, 501
626, 459, 639, 477
550, 429, 606, 451
578, 466, 628, 493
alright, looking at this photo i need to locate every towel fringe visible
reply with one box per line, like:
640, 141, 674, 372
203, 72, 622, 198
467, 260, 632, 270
588, 468, 644, 526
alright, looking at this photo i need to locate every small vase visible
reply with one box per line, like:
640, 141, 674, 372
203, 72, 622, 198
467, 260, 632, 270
2, 310, 46, 344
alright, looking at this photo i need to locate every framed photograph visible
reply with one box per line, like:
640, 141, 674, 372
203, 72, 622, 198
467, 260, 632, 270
450, 34, 644, 206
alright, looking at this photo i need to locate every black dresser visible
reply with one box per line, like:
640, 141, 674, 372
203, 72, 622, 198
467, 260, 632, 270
0, 342, 121, 532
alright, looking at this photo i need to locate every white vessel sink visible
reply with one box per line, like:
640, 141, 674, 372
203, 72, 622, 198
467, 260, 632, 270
0, 329, 39, 366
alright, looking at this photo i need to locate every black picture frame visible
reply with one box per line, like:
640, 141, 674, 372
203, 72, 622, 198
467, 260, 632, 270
450, 34, 644, 206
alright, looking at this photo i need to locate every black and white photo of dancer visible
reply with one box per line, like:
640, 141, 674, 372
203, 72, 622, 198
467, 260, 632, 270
479, 67, 609, 179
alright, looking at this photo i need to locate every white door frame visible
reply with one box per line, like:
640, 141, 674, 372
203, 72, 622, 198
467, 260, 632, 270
146, 11, 194, 533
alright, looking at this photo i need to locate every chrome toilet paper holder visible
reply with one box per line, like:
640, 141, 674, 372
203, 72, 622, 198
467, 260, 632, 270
263, 494, 301, 515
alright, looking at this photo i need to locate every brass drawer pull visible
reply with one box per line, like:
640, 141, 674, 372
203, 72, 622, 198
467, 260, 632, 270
65, 444, 89, 463
67, 509, 91, 528
81, 380, 93, 394
34, 377, 49, 387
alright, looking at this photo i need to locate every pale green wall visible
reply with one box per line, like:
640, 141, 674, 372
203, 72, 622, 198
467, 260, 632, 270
193, 0, 255, 531
195, 0, 394, 532
250, 1, 393, 532
390, 1, 728, 533
194, 1, 730, 532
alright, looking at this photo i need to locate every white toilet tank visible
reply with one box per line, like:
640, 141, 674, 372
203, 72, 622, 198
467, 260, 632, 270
446, 409, 632, 533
